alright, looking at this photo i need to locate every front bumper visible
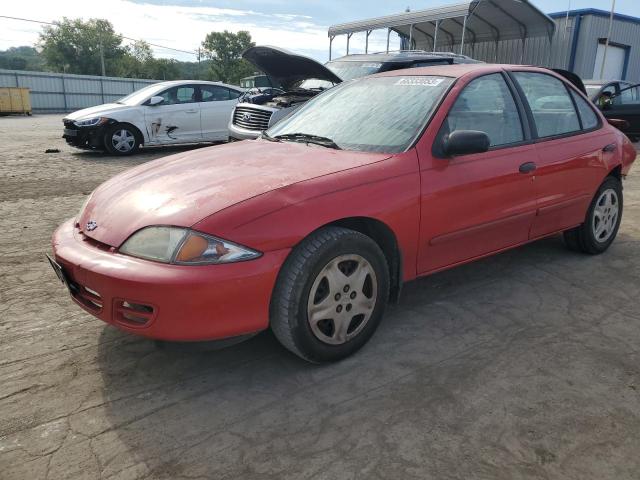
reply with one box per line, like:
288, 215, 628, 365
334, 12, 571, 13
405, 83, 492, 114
51, 219, 290, 341
228, 120, 263, 140
62, 120, 110, 150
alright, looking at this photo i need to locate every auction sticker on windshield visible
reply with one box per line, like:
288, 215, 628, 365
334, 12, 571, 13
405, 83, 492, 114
395, 77, 445, 87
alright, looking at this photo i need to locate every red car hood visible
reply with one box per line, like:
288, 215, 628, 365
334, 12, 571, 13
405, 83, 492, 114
79, 140, 391, 247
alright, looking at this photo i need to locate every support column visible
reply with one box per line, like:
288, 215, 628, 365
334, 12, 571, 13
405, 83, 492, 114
460, 15, 468, 54
386, 28, 391, 53
433, 20, 440, 52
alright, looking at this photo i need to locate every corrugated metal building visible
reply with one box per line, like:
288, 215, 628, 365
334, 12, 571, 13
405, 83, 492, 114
472, 9, 640, 82
328, 4, 640, 83
546, 9, 640, 82
0, 69, 158, 113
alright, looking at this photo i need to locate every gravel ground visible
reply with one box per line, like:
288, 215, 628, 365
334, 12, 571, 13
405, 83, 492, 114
1, 114, 639, 480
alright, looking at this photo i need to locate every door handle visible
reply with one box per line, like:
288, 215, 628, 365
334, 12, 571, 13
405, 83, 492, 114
185, 109, 198, 114
519, 162, 537, 174
602, 143, 616, 153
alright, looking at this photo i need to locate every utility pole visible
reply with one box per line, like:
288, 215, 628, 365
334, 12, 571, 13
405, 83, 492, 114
99, 41, 106, 76
599, 0, 616, 79
197, 47, 201, 79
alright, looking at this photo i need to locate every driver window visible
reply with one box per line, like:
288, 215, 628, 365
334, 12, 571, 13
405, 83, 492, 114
442, 73, 523, 148
617, 86, 640, 105
157, 85, 197, 105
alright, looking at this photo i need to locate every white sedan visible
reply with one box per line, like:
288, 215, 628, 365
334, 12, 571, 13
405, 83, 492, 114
62, 80, 243, 155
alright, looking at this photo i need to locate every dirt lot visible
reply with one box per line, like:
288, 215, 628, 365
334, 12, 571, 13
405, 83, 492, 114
1, 114, 639, 480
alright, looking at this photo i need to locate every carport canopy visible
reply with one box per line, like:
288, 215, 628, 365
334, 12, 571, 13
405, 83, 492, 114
327, 0, 555, 59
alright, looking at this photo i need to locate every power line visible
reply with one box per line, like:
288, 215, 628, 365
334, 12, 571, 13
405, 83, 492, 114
0, 14, 198, 56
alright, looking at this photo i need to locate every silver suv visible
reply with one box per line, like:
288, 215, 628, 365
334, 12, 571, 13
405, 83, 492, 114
229, 47, 480, 140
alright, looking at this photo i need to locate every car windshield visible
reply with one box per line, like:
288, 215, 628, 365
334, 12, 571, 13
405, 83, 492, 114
116, 84, 165, 105
266, 75, 454, 153
326, 61, 385, 81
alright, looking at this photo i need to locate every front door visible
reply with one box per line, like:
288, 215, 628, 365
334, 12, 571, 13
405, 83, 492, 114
417, 73, 537, 274
144, 84, 201, 144
605, 84, 640, 137
199, 85, 241, 141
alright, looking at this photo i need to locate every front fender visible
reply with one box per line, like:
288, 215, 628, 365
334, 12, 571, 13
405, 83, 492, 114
193, 149, 422, 281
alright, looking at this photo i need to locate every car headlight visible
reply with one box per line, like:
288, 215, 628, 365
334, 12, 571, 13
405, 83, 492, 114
74, 117, 109, 127
119, 227, 262, 265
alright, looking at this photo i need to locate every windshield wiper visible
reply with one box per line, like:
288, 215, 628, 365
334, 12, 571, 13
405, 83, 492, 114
274, 133, 342, 150
261, 131, 281, 142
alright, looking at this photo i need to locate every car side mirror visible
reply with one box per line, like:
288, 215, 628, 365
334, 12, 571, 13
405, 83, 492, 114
148, 96, 164, 106
444, 130, 490, 157
607, 118, 630, 130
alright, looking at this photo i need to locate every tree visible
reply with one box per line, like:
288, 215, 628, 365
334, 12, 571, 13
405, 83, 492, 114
38, 18, 126, 75
201, 30, 255, 84
0, 46, 45, 71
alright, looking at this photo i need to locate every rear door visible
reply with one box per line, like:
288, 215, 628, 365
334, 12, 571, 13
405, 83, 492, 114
417, 72, 538, 274
144, 84, 201, 144
199, 85, 242, 141
510, 71, 615, 238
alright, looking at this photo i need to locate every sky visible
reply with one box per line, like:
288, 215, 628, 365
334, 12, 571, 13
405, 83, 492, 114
1, 0, 637, 63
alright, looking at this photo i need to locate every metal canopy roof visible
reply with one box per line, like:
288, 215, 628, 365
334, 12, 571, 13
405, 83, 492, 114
328, 0, 555, 54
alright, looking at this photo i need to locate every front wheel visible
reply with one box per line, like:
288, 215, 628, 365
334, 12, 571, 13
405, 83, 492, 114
270, 227, 390, 363
563, 176, 623, 254
103, 124, 141, 156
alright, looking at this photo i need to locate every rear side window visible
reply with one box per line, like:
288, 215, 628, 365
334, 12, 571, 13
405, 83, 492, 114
441, 73, 523, 148
513, 72, 580, 138
570, 90, 599, 130
201, 85, 234, 102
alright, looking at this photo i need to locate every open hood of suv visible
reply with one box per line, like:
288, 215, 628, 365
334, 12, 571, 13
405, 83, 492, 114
243, 46, 342, 89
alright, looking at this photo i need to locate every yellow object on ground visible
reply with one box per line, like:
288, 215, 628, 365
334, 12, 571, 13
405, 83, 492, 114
0, 87, 31, 115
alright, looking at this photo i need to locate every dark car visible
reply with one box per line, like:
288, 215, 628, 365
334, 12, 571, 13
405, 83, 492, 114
229, 47, 481, 140
590, 81, 640, 141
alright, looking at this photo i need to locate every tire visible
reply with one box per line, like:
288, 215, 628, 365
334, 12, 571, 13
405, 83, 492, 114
270, 226, 390, 363
563, 176, 623, 254
103, 124, 141, 156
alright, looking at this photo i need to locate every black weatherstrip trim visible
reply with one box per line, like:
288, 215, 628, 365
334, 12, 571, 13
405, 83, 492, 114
501, 70, 533, 141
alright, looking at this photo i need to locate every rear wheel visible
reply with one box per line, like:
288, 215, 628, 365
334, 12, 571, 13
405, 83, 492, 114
103, 124, 141, 156
270, 226, 389, 363
563, 176, 623, 254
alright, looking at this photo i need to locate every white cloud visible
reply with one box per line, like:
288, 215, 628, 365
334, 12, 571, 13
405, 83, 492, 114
0, 0, 332, 61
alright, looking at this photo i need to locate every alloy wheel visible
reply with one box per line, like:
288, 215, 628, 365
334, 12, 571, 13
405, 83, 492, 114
307, 254, 378, 345
592, 188, 619, 243
111, 129, 136, 153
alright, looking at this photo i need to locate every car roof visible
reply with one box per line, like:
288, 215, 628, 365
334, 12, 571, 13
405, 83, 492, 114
331, 51, 480, 64
154, 80, 241, 89
584, 79, 628, 86
373, 63, 530, 79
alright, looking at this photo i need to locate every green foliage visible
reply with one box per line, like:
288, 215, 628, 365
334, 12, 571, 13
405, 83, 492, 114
201, 30, 256, 84
0, 46, 45, 71
3, 22, 257, 85
38, 18, 126, 75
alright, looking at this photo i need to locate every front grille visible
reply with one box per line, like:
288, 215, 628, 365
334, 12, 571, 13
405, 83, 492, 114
233, 106, 273, 131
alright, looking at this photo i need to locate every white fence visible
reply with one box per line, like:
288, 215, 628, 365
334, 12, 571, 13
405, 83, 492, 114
0, 69, 160, 113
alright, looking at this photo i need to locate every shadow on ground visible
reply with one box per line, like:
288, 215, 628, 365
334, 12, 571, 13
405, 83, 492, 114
92, 234, 640, 479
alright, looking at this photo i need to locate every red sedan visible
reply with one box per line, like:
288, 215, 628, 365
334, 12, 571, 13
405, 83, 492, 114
50, 64, 636, 362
